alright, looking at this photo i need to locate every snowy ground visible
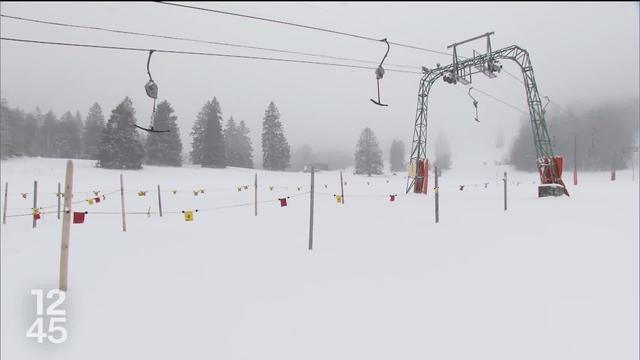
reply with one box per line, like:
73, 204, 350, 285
1, 157, 638, 359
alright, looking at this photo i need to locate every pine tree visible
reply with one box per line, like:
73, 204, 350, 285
96, 97, 145, 169
0, 99, 15, 158
237, 120, 254, 168
389, 139, 405, 172
39, 111, 58, 157
354, 127, 383, 176
190, 107, 206, 165
83, 103, 105, 159
261, 102, 290, 171
144, 100, 182, 166
32, 108, 45, 156
223, 117, 241, 167
52, 111, 83, 159
73, 111, 84, 156
435, 133, 452, 170
191, 98, 225, 168
22, 113, 39, 157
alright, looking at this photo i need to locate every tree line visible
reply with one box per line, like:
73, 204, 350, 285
508, 99, 639, 171
2, 97, 425, 175
0, 97, 293, 171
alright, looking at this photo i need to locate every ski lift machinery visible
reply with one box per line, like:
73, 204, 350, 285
406, 32, 569, 197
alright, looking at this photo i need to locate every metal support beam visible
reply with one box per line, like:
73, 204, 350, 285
407, 43, 565, 195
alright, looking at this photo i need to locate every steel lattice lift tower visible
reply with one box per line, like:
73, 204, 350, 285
406, 32, 568, 197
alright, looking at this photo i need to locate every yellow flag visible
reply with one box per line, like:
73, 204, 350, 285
408, 162, 416, 177
183, 211, 194, 221
335, 195, 342, 203
88, 198, 95, 205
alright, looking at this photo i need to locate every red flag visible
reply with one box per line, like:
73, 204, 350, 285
279, 198, 288, 207
73, 212, 86, 224
94, 197, 101, 203
389, 195, 396, 202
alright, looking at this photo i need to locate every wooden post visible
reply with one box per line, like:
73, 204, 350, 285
573, 135, 578, 186
254, 173, 258, 216
120, 174, 127, 232
434, 166, 439, 223
339, 171, 345, 204
157, 185, 163, 217
308, 167, 315, 250
632, 151, 636, 182
503, 171, 507, 211
59, 160, 73, 291
611, 151, 616, 181
57, 182, 61, 220
32, 181, 38, 229
2, 182, 7, 225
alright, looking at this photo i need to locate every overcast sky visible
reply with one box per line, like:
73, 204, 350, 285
1, 2, 638, 167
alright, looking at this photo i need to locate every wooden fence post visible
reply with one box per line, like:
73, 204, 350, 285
503, 171, 508, 211
59, 160, 73, 291
57, 182, 61, 220
573, 135, 578, 186
340, 171, 345, 204
2, 182, 7, 225
120, 174, 127, 232
32, 181, 38, 228
157, 185, 163, 217
308, 167, 315, 250
434, 166, 439, 223
611, 151, 617, 181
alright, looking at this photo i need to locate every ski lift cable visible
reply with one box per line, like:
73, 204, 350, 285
498, 66, 575, 118
0, 36, 422, 75
0, 14, 420, 71
458, 84, 527, 114
1, 37, 535, 116
156, 2, 453, 57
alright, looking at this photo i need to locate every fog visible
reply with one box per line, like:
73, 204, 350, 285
1, 2, 638, 168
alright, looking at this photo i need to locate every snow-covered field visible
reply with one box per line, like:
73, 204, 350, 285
1, 157, 638, 359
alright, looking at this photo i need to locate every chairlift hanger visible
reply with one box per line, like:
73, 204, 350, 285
370, 38, 389, 107
541, 95, 550, 115
468, 87, 479, 122
135, 50, 170, 133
